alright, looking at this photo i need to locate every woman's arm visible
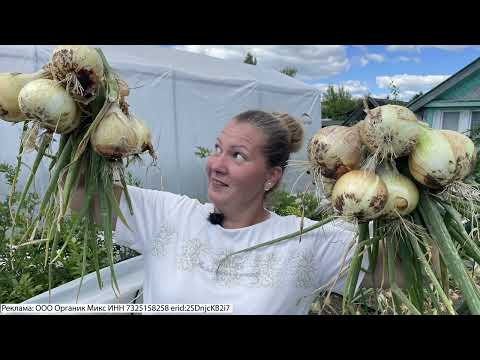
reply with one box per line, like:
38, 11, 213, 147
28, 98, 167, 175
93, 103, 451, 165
68, 173, 123, 230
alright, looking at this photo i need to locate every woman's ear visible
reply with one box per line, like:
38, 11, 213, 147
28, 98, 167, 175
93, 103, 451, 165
266, 166, 283, 190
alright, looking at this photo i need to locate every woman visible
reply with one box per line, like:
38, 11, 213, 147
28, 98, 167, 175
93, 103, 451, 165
71, 110, 401, 314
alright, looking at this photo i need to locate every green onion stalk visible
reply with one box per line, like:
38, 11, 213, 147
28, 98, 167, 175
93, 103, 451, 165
7, 47, 154, 300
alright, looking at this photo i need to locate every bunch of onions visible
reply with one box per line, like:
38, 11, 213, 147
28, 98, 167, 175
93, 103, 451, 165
360, 104, 421, 163
0, 71, 47, 123
46, 45, 104, 104
377, 164, 419, 219
4, 46, 160, 303
408, 127, 477, 189
331, 170, 388, 222
240, 104, 480, 314
18, 78, 81, 134
307, 125, 363, 180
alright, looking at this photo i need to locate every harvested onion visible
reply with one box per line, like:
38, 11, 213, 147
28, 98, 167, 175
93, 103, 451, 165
307, 125, 362, 179
91, 104, 138, 159
360, 104, 420, 161
441, 129, 477, 181
331, 170, 388, 222
48, 45, 104, 104
409, 128, 476, 189
377, 164, 419, 219
0, 71, 46, 123
18, 79, 80, 134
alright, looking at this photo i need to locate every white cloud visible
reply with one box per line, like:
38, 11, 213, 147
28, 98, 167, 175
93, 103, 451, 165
401, 90, 422, 98
376, 74, 450, 90
428, 45, 471, 51
376, 74, 450, 101
386, 45, 419, 52
343, 80, 370, 96
365, 53, 385, 63
395, 56, 421, 63
386, 45, 473, 52
173, 45, 350, 81
177, 45, 241, 59
313, 80, 370, 98
357, 52, 385, 67
313, 83, 330, 92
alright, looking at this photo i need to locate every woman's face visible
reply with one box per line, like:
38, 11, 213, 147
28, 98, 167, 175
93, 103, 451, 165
206, 119, 280, 211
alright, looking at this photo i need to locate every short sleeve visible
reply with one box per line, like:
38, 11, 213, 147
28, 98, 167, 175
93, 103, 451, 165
313, 220, 370, 295
112, 185, 187, 254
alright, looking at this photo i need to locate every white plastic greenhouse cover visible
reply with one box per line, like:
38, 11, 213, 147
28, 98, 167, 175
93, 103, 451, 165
21, 255, 145, 310
0, 45, 322, 203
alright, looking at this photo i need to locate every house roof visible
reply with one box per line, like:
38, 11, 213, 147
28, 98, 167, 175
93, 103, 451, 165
343, 97, 407, 126
407, 56, 480, 112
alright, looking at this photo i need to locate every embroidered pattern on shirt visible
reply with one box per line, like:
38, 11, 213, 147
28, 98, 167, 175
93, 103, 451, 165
151, 225, 176, 257
211, 249, 250, 287
177, 237, 210, 272
288, 250, 318, 288
177, 235, 317, 289
250, 252, 284, 288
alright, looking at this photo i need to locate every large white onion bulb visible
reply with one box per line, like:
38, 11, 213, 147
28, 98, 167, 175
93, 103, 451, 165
408, 128, 477, 189
377, 164, 419, 219
307, 125, 363, 179
0, 71, 46, 123
91, 104, 138, 159
331, 170, 388, 222
48, 45, 104, 104
360, 104, 420, 160
18, 79, 80, 134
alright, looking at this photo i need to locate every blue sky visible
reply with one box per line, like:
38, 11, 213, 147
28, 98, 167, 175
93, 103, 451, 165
168, 45, 480, 102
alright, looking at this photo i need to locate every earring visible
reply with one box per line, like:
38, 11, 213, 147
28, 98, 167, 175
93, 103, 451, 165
265, 182, 272, 191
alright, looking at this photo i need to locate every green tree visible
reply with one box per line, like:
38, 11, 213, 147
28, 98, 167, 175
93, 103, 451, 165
387, 81, 405, 105
280, 67, 298, 77
321, 85, 357, 122
409, 91, 424, 102
243, 52, 298, 78
243, 52, 257, 65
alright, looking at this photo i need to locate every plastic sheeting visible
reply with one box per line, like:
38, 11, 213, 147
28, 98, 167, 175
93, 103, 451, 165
0, 45, 322, 201
21, 255, 144, 308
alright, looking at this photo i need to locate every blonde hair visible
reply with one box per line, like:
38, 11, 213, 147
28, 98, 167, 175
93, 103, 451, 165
233, 110, 305, 170
270, 112, 304, 153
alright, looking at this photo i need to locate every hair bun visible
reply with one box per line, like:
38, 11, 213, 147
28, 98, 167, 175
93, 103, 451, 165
271, 112, 304, 153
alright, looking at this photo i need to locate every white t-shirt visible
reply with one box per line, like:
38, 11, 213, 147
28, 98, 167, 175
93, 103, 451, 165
112, 186, 368, 315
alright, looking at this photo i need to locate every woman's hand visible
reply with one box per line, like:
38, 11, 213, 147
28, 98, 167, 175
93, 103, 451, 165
69, 171, 123, 230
